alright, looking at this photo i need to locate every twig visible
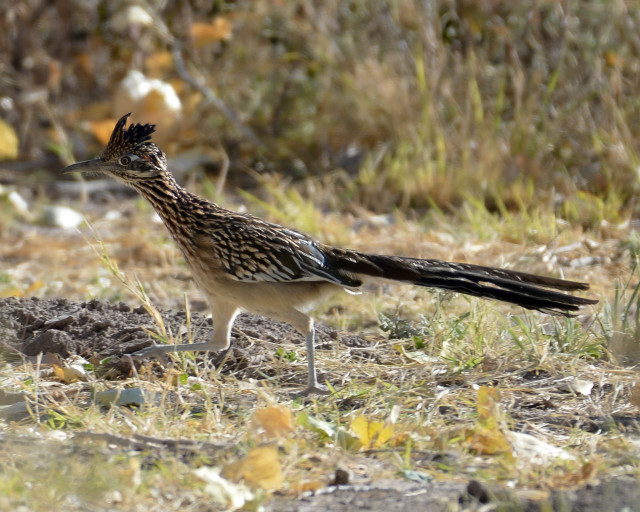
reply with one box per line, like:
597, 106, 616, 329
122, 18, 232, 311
215, 141, 230, 200
74, 431, 229, 453
172, 45, 263, 148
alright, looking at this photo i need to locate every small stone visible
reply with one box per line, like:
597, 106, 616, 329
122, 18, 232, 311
331, 468, 350, 486
41, 205, 84, 229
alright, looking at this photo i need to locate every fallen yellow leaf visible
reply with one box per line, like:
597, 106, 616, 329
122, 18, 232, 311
351, 415, 394, 450
554, 460, 599, 487
252, 405, 295, 438
477, 386, 502, 426
0, 118, 18, 160
52, 364, 87, 383
604, 51, 623, 69
466, 386, 512, 456
224, 446, 283, 491
299, 480, 325, 492
466, 426, 512, 456
24, 281, 44, 296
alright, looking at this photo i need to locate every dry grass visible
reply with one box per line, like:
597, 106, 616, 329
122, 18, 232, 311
1, 195, 638, 509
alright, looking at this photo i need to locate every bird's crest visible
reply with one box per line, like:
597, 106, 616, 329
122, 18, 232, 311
102, 113, 156, 160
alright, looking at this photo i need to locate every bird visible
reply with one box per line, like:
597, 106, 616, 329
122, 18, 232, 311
61, 113, 598, 396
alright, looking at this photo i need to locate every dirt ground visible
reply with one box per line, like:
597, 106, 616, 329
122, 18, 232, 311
266, 475, 640, 512
2, 296, 640, 510
0, 296, 368, 387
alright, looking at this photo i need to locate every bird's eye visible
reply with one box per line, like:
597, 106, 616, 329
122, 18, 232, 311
118, 155, 132, 166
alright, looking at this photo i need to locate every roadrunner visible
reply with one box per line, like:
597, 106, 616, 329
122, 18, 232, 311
62, 114, 598, 396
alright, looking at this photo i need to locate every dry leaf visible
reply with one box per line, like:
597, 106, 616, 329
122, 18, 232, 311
145, 51, 173, 77
351, 415, 394, 450
507, 431, 574, 466
299, 480, 325, 492
191, 18, 232, 47
52, 363, 87, 383
604, 51, 623, 68
24, 280, 44, 296
467, 426, 512, 456
224, 446, 283, 491
0, 118, 18, 160
194, 466, 253, 509
466, 386, 512, 456
394, 344, 439, 364
566, 378, 594, 396
477, 386, 502, 425
554, 461, 599, 487
252, 406, 295, 438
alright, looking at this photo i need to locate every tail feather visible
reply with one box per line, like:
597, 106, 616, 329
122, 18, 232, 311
329, 250, 597, 318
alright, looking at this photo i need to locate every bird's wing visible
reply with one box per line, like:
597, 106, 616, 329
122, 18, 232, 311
195, 217, 363, 286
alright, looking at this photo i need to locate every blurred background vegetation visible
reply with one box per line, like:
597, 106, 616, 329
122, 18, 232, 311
3, 5, 640, 506
1, 0, 639, 225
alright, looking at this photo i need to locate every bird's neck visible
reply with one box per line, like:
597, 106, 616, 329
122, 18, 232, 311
133, 170, 218, 241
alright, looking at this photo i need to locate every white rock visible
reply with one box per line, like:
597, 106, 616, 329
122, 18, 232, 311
109, 5, 154, 31
42, 205, 84, 229
8, 190, 29, 215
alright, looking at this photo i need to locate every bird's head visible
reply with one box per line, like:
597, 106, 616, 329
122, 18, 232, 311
61, 113, 168, 185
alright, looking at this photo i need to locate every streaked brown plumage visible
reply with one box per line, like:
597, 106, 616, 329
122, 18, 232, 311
61, 114, 598, 396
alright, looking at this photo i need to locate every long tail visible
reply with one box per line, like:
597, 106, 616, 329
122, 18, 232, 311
328, 249, 598, 317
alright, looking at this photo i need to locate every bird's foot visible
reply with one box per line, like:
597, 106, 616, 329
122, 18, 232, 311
290, 382, 331, 398
211, 347, 232, 370
129, 344, 173, 365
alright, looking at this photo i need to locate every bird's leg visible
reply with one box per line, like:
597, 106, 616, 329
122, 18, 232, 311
290, 322, 331, 397
130, 301, 239, 365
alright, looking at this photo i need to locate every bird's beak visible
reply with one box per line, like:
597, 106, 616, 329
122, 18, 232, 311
60, 158, 104, 174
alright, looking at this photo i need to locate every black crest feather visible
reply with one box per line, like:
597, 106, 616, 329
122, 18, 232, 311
102, 113, 157, 160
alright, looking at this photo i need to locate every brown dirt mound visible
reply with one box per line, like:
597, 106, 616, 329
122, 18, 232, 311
0, 296, 369, 385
